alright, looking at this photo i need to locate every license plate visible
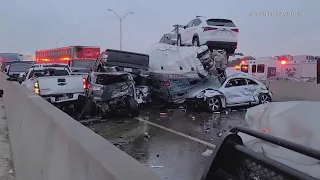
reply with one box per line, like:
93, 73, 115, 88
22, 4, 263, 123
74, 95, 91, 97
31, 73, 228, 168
124, 67, 132, 72
58, 96, 69, 101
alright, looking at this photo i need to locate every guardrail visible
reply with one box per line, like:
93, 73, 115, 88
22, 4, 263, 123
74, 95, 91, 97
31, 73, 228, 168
265, 80, 320, 102
0, 73, 160, 180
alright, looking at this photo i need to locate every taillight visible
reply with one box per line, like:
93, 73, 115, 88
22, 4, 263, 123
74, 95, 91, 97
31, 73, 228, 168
231, 29, 239, 32
34, 81, 40, 94
203, 27, 217, 31
83, 78, 89, 89
160, 80, 170, 86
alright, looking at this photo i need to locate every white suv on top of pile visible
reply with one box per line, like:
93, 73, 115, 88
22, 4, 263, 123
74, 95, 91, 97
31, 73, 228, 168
177, 17, 239, 54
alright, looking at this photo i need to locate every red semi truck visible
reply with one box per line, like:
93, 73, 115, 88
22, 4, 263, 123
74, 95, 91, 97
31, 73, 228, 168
35, 46, 100, 64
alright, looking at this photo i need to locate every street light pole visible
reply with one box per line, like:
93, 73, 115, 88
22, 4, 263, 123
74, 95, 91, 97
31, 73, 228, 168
55, 38, 63, 48
108, 9, 133, 50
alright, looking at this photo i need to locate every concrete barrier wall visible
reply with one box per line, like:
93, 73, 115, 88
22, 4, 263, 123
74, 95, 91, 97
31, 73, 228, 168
265, 80, 320, 102
0, 74, 160, 180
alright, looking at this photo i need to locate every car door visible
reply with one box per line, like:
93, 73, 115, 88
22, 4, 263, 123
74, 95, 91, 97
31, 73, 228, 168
180, 19, 194, 44
245, 78, 260, 102
219, 78, 250, 105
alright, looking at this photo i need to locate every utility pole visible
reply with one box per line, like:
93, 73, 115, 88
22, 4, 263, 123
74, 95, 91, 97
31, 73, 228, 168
108, 9, 134, 50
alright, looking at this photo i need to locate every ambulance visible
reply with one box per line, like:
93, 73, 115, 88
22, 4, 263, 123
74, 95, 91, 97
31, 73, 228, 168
238, 55, 319, 83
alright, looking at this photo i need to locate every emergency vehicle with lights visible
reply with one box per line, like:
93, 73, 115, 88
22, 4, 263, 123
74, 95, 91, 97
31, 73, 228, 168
19, 64, 86, 110
238, 55, 318, 83
35, 46, 100, 64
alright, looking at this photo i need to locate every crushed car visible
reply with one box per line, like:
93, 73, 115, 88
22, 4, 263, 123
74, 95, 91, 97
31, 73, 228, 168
79, 49, 151, 119
146, 43, 209, 104
184, 68, 272, 112
96, 49, 151, 105
80, 71, 139, 119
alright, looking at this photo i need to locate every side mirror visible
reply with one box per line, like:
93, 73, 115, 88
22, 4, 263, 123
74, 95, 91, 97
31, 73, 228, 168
4, 69, 7, 73
183, 25, 187, 29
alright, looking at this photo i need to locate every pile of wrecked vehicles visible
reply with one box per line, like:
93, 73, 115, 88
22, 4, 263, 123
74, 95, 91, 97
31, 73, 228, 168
7, 44, 273, 120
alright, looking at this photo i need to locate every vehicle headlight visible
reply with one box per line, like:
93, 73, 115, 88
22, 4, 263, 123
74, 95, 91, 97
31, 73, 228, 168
34, 81, 40, 94
196, 90, 205, 98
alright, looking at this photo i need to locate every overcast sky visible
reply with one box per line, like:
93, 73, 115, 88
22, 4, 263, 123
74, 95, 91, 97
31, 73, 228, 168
0, 0, 319, 56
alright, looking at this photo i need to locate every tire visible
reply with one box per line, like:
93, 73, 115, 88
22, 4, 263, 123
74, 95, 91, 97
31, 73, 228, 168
192, 36, 200, 46
206, 96, 222, 112
177, 36, 182, 46
126, 96, 139, 117
259, 93, 271, 104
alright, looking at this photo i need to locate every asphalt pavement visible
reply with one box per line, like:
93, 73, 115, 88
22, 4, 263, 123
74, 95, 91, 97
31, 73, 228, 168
87, 106, 247, 180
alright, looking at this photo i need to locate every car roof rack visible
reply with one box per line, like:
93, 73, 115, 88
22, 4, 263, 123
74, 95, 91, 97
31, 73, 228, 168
202, 125, 320, 180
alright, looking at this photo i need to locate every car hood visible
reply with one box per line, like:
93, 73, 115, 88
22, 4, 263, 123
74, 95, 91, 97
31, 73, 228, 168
241, 101, 320, 179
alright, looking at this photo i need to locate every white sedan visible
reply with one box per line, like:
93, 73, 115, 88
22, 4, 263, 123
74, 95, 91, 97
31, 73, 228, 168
184, 74, 272, 112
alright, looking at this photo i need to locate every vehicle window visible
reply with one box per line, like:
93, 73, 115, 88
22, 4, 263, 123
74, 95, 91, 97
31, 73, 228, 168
71, 60, 95, 68
9, 63, 32, 72
252, 65, 257, 73
206, 19, 235, 27
225, 78, 247, 87
240, 65, 248, 73
257, 64, 265, 73
186, 20, 194, 27
28, 69, 69, 79
0, 54, 20, 62
247, 79, 258, 85
193, 19, 201, 26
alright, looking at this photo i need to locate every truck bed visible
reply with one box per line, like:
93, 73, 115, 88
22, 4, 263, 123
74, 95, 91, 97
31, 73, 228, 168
37, 75, 84, 96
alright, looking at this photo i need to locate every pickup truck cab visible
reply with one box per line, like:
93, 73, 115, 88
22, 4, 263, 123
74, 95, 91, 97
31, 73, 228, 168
20, 65, 85, 107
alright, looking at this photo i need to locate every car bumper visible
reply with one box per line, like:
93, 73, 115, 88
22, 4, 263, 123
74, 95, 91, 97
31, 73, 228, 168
44, 93, 85, 104
204, 41, 237, 50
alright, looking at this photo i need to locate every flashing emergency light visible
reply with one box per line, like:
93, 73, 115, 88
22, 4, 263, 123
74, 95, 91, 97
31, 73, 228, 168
241, 60, 245, 64
235, 65, 240, 69
281, 60, 286, 65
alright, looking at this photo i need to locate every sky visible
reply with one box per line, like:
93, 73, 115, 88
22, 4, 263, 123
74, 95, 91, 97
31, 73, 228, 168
0, 0, 319, 57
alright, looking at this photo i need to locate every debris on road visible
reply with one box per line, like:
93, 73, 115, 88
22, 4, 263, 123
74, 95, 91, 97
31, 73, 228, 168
202, 149, 213, 157
144, 132, 151, 138
151, 165, 163, 168
160, 112, 167, 118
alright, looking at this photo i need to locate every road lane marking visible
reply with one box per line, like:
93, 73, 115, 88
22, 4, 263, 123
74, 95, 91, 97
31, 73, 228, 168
135, 117, 216, 148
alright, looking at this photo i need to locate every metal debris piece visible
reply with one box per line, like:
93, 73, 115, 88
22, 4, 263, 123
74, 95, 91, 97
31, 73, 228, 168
217, 132, 223, 137
144, 117, 149, 120
191, 116, 196, 120
205, 128, 210, 133
8, 169, 13, 174
151, 165, 163, 168
214, 112, 220, 114
144, 132, 151, 138
202, 149, 213, 157
160, 112, 167, 117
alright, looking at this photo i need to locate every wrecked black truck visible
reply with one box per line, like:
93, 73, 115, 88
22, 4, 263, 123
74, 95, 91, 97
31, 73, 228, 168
78, 49, 150, 119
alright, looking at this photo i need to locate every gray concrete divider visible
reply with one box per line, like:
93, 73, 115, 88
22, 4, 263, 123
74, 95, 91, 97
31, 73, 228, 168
0, 73, 160, 180
265, 80, 320, 102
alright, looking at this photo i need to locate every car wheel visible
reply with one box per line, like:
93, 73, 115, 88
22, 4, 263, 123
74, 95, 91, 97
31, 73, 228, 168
259, 93, 271, 104
206, 96, 222, 112
177, 36, 182, 46
192, 36, 200, 46
126, 96, 139, 117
